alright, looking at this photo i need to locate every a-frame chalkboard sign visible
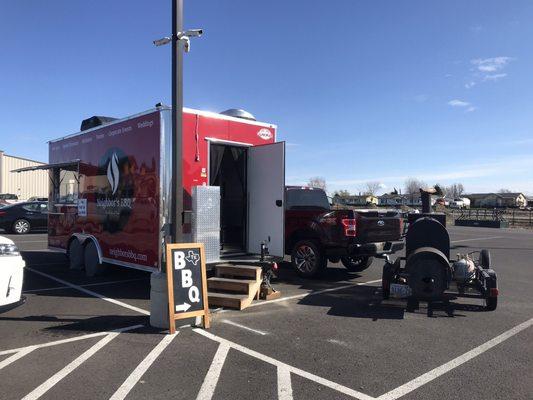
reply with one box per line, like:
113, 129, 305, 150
166, 243, 210, 334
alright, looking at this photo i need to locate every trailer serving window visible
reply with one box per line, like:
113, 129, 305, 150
11, 160, 81, 206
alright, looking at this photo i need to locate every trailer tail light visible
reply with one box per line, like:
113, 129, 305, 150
342, 218, 357, 237
399, 218, 404, 235
490, 287, 499, 297
0, 211, 5, 216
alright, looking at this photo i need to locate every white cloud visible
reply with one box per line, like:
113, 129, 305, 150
448, 99, 470, 107
465, 81, 476, 89
471, 57, 513, 73
466, 106, 477, 113
484, 73, 507, 81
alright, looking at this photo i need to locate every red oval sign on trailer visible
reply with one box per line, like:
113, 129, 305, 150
257, 128, 273, 140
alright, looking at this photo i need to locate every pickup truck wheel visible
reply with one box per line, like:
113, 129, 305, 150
341, 256, 374, 272
291, 240, 325, 278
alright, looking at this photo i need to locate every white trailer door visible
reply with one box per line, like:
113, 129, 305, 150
247, 142, 285, 257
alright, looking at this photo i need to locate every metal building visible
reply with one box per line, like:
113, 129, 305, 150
0, 150, 48, 200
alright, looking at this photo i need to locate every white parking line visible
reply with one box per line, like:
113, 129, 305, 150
110, 333, 177, 400
450, 236, 502, 244
26, 267, 150, 315
0, 347, 35, 370
277, 365, 293, 400
377, 316, 533, 400
22, 332, 120, 400
196, 342, 231, 400
194, 329, 374, 400
23, 277, 148, 293
221, 319, 268, 336
247, 279, 382, 308
0, 324, 144, 356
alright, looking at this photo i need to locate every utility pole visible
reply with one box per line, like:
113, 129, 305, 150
171, 0, 184, 243
153, 1, 202, 244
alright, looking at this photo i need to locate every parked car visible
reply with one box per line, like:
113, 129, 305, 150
27, 197, 48, 202
0, 201, 48, 234
285, 186, 404, 277
0, 193, 19, 207
449, 197, 471, 209
0, 235, 25, 313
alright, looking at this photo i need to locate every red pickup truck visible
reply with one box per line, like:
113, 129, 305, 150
285, 186, 404, 277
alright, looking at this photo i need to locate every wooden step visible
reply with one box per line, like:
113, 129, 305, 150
208, 292, 249, 310
215, 265, 261, 280
208, 277, 256, 293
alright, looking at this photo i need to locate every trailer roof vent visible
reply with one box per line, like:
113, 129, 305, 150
80, 116, 118, 131
219, 108, 256, 121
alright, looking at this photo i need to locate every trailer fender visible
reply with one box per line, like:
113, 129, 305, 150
72, 234, 103, 264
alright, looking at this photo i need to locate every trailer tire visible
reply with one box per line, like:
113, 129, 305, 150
68, 239, 84, 270
485, 296, 497, 311
382, 263, 393, 299
291, 240, 326, 278
341, 256, 373, 272
479, 249, 491, 269
84, 241, 106, 277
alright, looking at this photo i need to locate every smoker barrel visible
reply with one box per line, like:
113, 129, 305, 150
405, 247, 452, 298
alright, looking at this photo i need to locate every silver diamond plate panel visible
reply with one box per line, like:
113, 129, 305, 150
192, 185, 220, 263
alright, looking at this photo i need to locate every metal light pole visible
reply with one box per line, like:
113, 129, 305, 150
154, 1, 202, 244
171, 0, 184, 243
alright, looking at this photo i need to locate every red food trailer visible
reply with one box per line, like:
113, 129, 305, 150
16, 105, 285, 275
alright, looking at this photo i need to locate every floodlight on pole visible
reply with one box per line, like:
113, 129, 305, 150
153, 37, 172, 47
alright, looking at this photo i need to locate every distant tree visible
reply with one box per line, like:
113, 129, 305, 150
444, 183, 465, 198
364, 181, 381, 196
308, 176, 327, 191
404, 178, 427, 195
333, 189, 350, 197
498, 188, 512, 193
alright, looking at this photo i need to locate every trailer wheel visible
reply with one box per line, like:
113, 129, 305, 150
485, 296, 497, 311
291, 240, 325, 278
68, 239, 84, 270
84, 241, 106, 277
382, 263, 393, 299
341, 256, 373, 272
479, 249, 491, 269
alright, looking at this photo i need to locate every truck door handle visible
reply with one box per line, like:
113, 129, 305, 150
276, 200, 282, 207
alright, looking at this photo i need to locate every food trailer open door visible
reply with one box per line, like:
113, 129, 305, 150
247, 142, 285, 258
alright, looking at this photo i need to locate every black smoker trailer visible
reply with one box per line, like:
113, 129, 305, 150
381, 187, 499, 316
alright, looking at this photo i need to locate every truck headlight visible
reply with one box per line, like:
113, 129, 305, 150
0, 244, 20, 256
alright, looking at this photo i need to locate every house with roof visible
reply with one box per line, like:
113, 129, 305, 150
466, 193, 527, 208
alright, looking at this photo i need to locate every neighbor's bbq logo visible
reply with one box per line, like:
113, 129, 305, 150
96, 148, 134, 232
107, 152, 120, 194
257, 128, 273, 140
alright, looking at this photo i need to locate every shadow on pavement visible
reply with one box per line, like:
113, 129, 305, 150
0, 314, 153, 334
298, 285, 406, 320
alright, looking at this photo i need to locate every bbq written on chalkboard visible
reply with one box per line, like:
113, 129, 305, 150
166, 243, 210, 334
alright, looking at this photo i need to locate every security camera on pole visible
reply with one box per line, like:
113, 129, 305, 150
150, 0, 203, 330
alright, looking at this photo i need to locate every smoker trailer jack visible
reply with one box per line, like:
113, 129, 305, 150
381, 187, 499, 316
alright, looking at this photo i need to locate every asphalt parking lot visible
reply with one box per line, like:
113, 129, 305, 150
1, 226, 532, 400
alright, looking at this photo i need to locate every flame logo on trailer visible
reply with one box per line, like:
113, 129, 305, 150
257, 128, 273, 141
97, 148, 135, 233
106, 152, 120, 195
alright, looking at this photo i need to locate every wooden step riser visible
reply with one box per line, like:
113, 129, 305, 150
208, 296, 245, 310
215, 266, 261, 280
208, 280, 251, 293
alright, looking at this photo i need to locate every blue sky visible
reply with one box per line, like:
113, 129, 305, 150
1, 1, 532, 195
